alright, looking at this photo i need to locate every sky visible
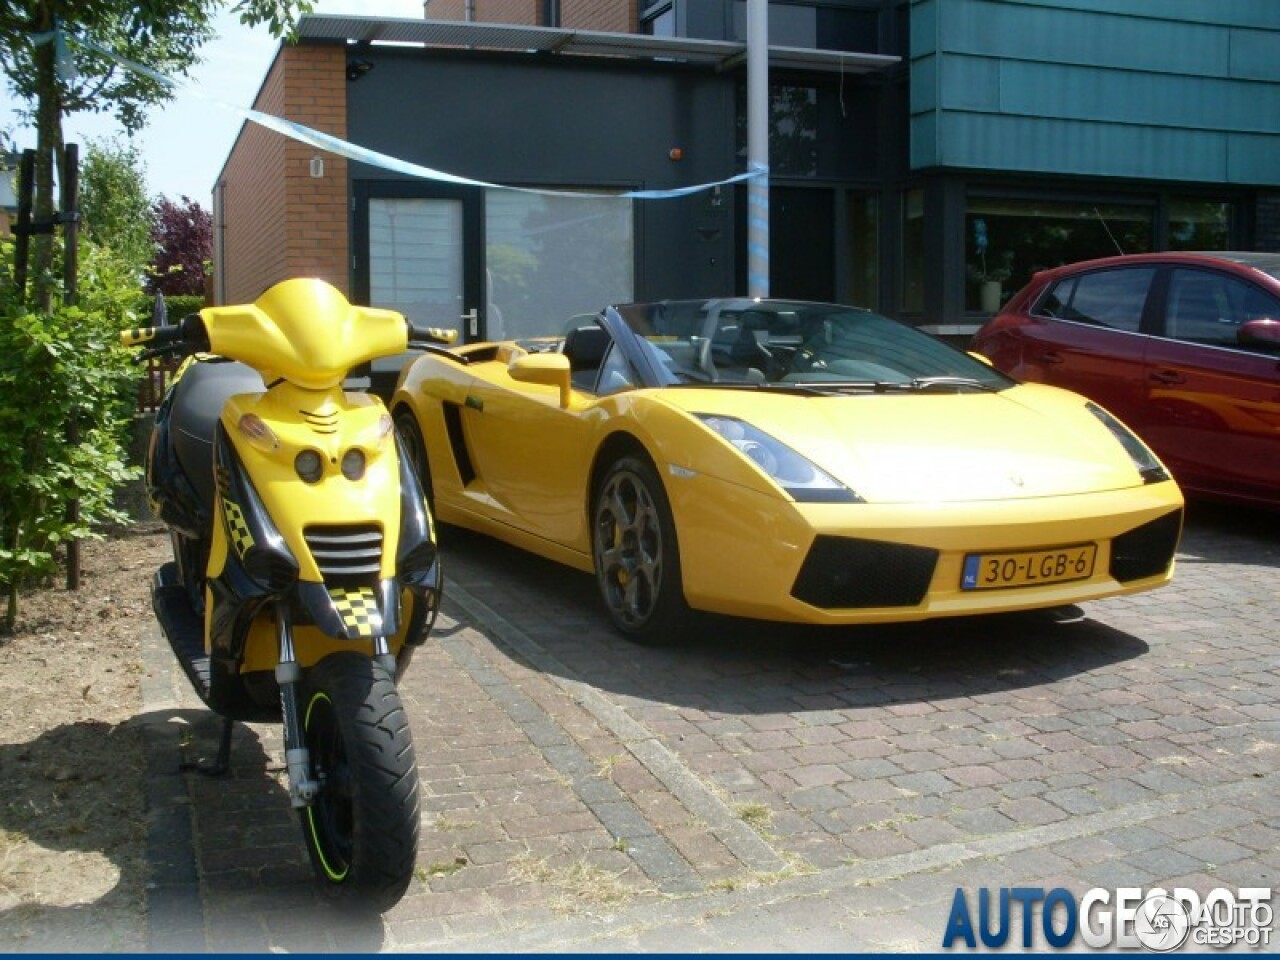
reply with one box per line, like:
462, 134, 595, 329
0, 1, 425, 203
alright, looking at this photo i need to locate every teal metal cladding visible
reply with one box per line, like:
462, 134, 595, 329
910, 0, 1280, 184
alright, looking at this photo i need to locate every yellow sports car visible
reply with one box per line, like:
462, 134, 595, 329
391, 298, 1183, 643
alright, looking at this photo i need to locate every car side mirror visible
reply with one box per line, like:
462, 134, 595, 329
509, 352, 572, 407
1237, 317, 1280, 354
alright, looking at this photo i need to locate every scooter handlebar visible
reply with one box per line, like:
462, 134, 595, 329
120, 314, 209, 352
407, 322, 459, 347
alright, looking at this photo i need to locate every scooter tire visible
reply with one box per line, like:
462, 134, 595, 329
300, 651, 420, 912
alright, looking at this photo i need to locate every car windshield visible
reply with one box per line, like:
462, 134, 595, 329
611, 299, 1012, 392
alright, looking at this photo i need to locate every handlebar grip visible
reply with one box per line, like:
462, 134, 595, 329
120, 314, 208, 350
120, 325, 171, 348
408, 322, 459, 346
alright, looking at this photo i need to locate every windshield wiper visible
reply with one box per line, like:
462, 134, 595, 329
908, 376, 997, 393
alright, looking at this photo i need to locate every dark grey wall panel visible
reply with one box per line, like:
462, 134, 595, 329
346, 49, 739, 299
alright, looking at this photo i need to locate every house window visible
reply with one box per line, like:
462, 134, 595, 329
731, 2, 882, 53
901, 188, 924, 313
965, 198, 1154, 314
735, 84, 820, 178
642, 1, 674, 36
847, 191, 879, 309
485, 190, 634, 340
1168, 198, 1232, 251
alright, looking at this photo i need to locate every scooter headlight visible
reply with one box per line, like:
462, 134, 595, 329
295, 449, 324, 484
341, 448, 367, 481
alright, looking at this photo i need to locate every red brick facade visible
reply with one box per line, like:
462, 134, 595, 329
426, 0, 636, 31
216, 43, 349, 304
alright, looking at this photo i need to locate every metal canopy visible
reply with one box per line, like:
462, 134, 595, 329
295, 14, 899, 75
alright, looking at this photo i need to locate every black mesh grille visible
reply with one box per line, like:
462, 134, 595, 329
792, 536, 938, 609
1110, 510, 1182, 583
304, 524, 383, 579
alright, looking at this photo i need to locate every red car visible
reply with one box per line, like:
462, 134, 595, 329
973, 252, 1280, 509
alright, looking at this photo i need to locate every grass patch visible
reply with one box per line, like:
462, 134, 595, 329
416, 856, 468, 882
434, 814, 482, 831
509, 854, 634, 912
734, 801, 773, 833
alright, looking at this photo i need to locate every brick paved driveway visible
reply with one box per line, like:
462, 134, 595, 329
144, 501, 1279, 952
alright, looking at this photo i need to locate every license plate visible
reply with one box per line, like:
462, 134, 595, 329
961, 544, 1097, 591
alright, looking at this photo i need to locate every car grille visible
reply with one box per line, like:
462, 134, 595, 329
791, 536, 938, 609
303, 524, 383, 580
1110, 510, 1183, 583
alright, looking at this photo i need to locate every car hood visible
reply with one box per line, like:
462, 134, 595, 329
657, 384, 1147, 503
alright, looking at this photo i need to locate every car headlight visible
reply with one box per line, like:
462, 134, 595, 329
696, 415, 862, 502
1086, 403, 1170, 484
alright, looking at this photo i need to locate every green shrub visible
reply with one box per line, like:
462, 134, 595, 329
0, 239, 144, 631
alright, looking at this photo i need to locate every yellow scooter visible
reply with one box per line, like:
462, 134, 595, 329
122, 278, 453, 911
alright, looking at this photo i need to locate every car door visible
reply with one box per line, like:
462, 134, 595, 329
1018, 266, 1156, 429
1142, 266, 1280, 503
460, 341, 619, 550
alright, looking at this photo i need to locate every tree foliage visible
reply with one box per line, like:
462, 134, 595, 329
148, 195, 212, 297
79, 136, 152, 270
0, 0, 313, 309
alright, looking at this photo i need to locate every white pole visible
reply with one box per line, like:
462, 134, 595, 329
747, 0, 769, 298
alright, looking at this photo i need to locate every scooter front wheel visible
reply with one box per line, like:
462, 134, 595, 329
300, 651, 420, 911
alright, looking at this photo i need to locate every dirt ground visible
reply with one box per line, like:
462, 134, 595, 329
0, 524, 169, 952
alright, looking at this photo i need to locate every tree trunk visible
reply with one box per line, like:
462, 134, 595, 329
30, 3, 61, 313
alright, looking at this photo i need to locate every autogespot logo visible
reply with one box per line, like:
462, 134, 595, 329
941, 886, 1274, 951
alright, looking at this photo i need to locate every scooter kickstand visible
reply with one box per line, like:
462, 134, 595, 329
181, 716, 234, 777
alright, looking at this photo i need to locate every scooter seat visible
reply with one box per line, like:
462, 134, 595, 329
169, 358, 265, 513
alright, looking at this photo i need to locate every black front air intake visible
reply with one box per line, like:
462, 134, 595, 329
1110, 510, 1183, 583
792, 536, 939, 609
304, 524, 383, 580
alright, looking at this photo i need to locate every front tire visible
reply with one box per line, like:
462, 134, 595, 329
301, 652, 419, 912
592, 455, 690, 644
394, 408, 434, 511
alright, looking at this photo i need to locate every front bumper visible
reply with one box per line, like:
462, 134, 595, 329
667, 473, 1184, 625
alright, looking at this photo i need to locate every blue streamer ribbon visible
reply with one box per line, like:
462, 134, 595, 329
44, 27, 768, 201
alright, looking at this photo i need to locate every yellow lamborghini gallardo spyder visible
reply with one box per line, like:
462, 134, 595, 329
391, 298, 1183, 644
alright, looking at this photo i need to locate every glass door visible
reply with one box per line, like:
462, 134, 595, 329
354, 182, 483, 395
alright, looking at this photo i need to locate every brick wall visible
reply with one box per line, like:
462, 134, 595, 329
426, 0, 635, 30
219, 52, 288, 303
280, 44, 349, 293
428, 0, 539, 24
1255, 194, 1280, 253
562, 0, 635, 32
217, 43, 349, 304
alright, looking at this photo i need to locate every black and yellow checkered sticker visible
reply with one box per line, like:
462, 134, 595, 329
223, 499, 253, 558
330, 585, 381, 638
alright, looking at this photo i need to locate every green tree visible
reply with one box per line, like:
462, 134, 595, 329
79, 137, 151, 272
0, 0, 313, 310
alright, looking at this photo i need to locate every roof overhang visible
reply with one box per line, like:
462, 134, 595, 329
296, 14, 899, 75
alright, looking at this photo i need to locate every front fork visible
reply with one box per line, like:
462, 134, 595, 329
275, 601, 398, 809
